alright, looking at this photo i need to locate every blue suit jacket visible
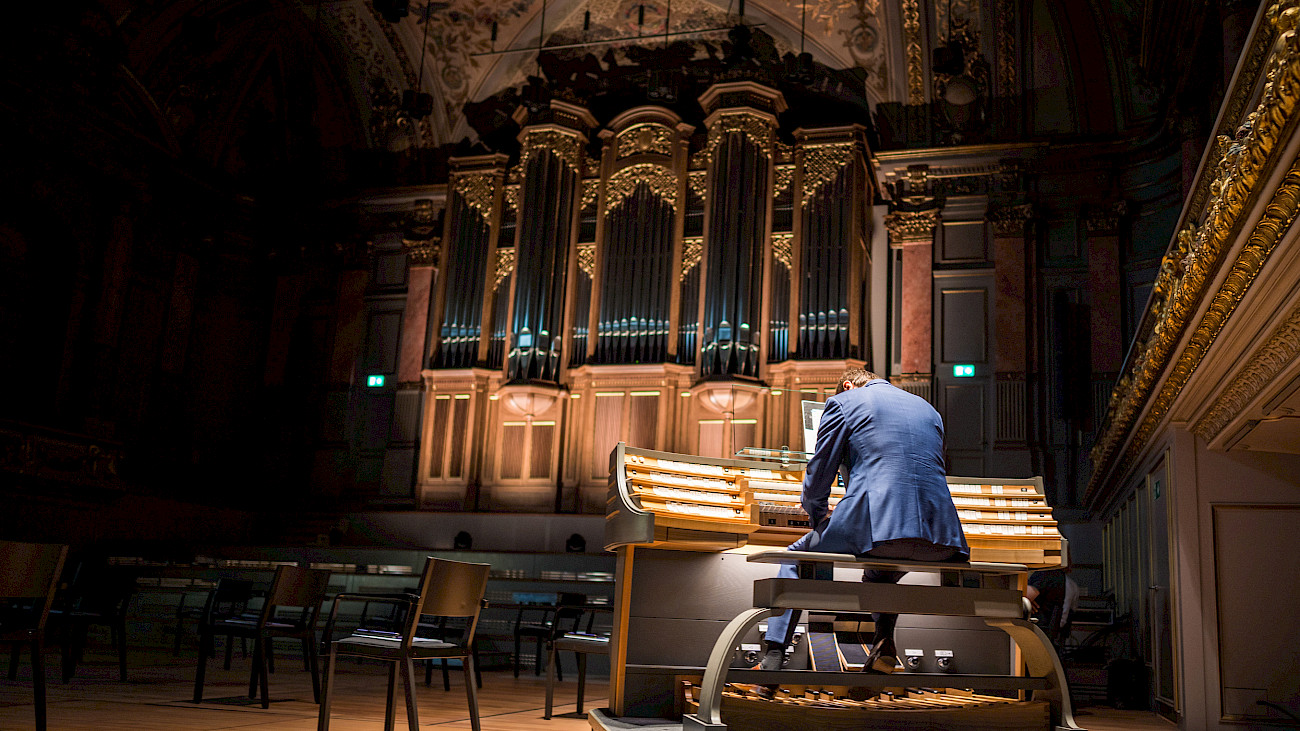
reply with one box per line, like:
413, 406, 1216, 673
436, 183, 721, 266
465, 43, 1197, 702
802, 379, 969, 558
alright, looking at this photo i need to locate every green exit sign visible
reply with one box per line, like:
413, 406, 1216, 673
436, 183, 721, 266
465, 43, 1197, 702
366, 375, 385, 387
953, 364, 975, 378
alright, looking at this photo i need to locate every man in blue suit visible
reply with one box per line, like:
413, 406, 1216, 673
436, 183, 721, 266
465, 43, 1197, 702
759, 368, 969, 674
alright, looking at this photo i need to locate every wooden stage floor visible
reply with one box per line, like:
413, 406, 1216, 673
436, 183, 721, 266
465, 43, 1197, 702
0, 646, 1173, 730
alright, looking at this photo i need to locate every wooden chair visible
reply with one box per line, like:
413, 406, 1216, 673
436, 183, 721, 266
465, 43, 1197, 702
0, 541, 69, 731
513, 591, 588, 680
50, 559, 136, 682
193, 566, 331, 708
318, 557, 489, 731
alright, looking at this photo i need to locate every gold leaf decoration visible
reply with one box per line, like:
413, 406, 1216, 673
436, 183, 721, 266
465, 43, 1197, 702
518, 129, 584, 173
884, 209, 940, 242
606, 163, 679, 213
577, 243, 597, 279
680, 236, 703, 281
493, 247, 516, 292
800, 142, 855, 206
772, 232, 794, 269
773, 165, 794, 199
616, 124, 675, 159
453, 173, 496, 216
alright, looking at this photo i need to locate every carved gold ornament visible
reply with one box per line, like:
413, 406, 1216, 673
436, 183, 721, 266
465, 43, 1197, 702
453, 173, 496, 217
581, 179, 600, 210
606, 163, 678, 213
772, 232, 794, 269
493, 247, 516, 292
519, 129, 584, 173
616, 124, 675, 159
680, 237, 703, 281
1088, 0, 1300, 497
884, 209, 940, 242
688, 170, 709, 203
902, 0, 925, 104
505, 185, 520, 215
703, 110, 775, 162
773, 165, 794, 199
577, 243, 597, 279
800, 142, 855, 206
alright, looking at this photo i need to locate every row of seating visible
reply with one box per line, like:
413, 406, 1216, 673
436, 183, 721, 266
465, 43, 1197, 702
0, 540, 609, 731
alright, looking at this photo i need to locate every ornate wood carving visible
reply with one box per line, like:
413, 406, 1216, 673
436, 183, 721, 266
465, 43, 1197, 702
884, 208, 940, 242
493, 247, 515, 292
606, 163, 679, 213
800, 142, 855, 207
1194, 302, 1300, 442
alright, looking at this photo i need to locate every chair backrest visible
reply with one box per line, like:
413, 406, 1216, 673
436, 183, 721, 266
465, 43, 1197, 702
404, 558, 489, 643
0, 541, 68, 633
554, 592, 588, 634
260, 566, 331, 626
203, 578, 255, 621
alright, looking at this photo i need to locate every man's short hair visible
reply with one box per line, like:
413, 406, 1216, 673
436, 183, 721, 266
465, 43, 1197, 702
837, 368, 881, 393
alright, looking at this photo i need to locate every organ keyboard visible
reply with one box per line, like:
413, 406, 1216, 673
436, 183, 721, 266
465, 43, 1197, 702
607, 443, 1065, 567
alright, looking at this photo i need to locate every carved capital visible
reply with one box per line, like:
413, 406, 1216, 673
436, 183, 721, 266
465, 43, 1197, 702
404, 240, 439, 267
885, 208, 940, 243
1085, 201, 1128, 236
988, 203, 1034, 237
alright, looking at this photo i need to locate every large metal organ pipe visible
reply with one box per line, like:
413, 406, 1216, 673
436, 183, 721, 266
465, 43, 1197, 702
596, 183, 674, 364
799, 165, 853, 360
434, 191, 492, 368
701, 132, 768, 378
508, 148, 579, 382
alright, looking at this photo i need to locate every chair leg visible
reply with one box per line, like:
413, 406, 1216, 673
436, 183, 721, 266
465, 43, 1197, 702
61, 621, 76, 683
533, 637, 543, 676
424, 659, 432, 687
266, 640, 276, 674
442, 659, 450, 691
301, 637, 312, 671
576, 651, 588, 714
9, 644, 20, 680
193, 631, 210, 704
248, 639, 261, 699
173, 600, 186, 656
32, 639, 47, 731
384, 662, 397, 731
257, 638, 271, 709
223, 634, 234, 670
306, 635, 321, 704
402, 657, 420, 731
544, 642, 557, 720
473, 641, 483, 689
116, 617, 128, 681
317, 646, 338, 731
464, 654, 481, 731
513, 633, 522, 678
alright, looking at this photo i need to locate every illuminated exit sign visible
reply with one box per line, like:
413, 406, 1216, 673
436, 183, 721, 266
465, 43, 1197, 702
366, 375, 385, 387
953, 364, 975, 378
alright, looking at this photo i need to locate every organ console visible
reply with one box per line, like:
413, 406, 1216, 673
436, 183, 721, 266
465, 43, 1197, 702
601, 442, 1075, 731
607, 443, 1066, 567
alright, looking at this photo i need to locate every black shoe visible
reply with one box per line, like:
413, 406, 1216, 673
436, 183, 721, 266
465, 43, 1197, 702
864, 638, 898, 674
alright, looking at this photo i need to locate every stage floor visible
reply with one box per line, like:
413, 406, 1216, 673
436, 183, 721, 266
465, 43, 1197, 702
0, 646, 1171, 730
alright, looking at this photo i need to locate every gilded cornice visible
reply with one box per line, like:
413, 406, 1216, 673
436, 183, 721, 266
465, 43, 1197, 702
680, 237, 703, 281
773, 165, 794, 200
519, 128, 584, 172
1088, 6, 1300, 499
1194, 301, 1300, 442
688, 170, 709, 204
581, 179, 600, 211
884, 208, 940, 242
452, 172, 496, 217
902, 0, 925, 105
577, 243, 597, 279
606, 163, 679, 213
800, 142, 856, 207
772, 232, 794, 269
988, 203, 1034, 237
616, 124, 675, 159
702, 110, 775, 163
493, 248, 516, 292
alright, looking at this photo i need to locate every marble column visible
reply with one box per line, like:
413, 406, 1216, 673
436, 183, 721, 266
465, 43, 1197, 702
399, 200, 440, 385
989, 204, 1034, 453
885, 207, 940, 394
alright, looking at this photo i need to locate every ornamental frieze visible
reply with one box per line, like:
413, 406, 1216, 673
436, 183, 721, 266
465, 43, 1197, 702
403, 240, 439, 267
884, 208, 940, 242
493, 247, 516, 292
581, 179, 601, 211
518, 129, 584, 173
1085, 201, 1128, 236
504, 185, 520, 215
800, 142, 855, 206
616, 124, 675, 159
1193, 301, 1300, 442
680, 237, 703, 281
452, 173, 496, 216
606, 164, 679, 213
